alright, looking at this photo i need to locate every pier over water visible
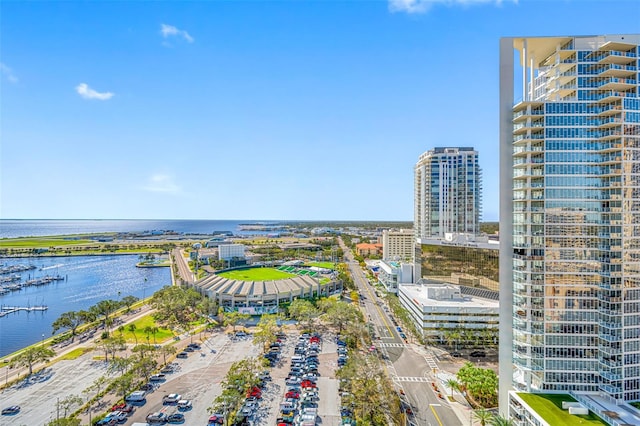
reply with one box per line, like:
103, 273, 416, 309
0, 305, 48, 318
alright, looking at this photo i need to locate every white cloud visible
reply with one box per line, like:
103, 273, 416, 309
160, 24, 194, 44
0, 63, 18, 83
75, 83, 114, 100
142, 174, 181, 194
389, 0, 516, 14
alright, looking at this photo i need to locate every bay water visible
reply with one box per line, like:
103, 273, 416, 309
0, 219, 285, 357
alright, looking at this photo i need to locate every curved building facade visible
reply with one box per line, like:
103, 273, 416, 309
194, 272, 342, 314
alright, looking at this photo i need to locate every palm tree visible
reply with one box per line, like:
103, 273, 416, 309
127, 324, 138, 345
489, 414, 514, 426
143, 326, 153, 345
473, 408, 493, 426
446, 378, 459, 398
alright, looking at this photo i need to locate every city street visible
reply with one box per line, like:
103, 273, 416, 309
340, 238, 466, 426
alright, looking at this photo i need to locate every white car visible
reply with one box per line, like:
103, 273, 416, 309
163, 393, 182, 404
107, 411, 128, 422
177, 399, 192, 411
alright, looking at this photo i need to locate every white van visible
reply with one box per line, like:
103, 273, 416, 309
125, 390, 146, 402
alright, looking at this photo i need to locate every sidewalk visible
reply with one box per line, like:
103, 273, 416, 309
436, 370, 473, 426
1, 304, 154, 388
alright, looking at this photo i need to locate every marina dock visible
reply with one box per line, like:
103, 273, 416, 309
0, 305, 48, 317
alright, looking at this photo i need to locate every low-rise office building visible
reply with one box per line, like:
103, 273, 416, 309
377, 260, 414, 293
398, 282, 499, 342
218, 244, 246, 261
355, 243, 382, 257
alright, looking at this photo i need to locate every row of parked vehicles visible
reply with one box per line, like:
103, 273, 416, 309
277, 333, 322, 426
115, 342, 200, 425
335, 337, 355, 426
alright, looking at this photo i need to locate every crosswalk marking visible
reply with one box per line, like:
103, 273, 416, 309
378, 342, 407, 348
393, 376, 431, 383
424, 354, 438, 370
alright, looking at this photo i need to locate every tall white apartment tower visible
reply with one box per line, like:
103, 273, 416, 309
499, 35, 640, 415
414, 147, 482, 239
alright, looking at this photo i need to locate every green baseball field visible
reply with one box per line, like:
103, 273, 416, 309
217, 267, 298, 281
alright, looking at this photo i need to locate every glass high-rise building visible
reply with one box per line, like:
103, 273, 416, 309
499, 34, 640, 420
414, 147, 482, 239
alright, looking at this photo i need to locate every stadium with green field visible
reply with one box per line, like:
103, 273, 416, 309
194, 266, 342, 314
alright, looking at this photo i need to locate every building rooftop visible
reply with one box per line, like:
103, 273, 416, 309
400, 283, 499, 309
514, 393, 609, 426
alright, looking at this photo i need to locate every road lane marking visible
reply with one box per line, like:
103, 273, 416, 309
430, 404, 445, 426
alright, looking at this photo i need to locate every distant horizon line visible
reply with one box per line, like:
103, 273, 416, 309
0, 218, 500, 223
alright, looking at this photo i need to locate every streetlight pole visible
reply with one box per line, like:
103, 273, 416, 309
41, 333, 45, 347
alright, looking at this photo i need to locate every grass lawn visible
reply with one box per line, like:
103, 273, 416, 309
517, 393, 608, 425
58, 347, 92, 361
217, 267, 297, 281
115, 314, 174, 344
0, 237, 94, 248
307, 262, 335, 269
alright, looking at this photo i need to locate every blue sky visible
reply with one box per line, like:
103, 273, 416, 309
1, 0, 638, 221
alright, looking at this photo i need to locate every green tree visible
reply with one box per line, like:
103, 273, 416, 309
489, 415, 514, 426
252, 314, 278, 352
112, 373, 135, 400
90, 299, 121, 334
10, 346, 56, 376
223, 311, 251, 333
52, 311, 84, 342
473, 408, 493, 426
151, 285, 203, 332
143, 326, 154, 344
318, 298, 362, 334
446, 379, 459, 398
121, 295, 139, 313
159, 345, 177, 365
57, 394, 83, 418
127, 323, 138, 345
47, 419, 81, 426
287, 299, 318, 331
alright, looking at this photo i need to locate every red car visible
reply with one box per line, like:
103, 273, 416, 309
111, 403, 126, 411
310, 337, 320, 343
285, 391, 300, 399
247, 387, 262, 398
301, 380, 317, 389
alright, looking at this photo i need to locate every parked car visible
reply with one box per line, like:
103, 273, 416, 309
2, 406, 20, 415
125, 391, 146, 403
106, 411, 128, 423
208, 414, 224, 425
149, 374, 166, 382
163, 393, 182, 404
285, 390, 300, 399
94, 418, 118, 426
177, 399, 192, 411
167, 413, 185, 424
176, 352, 189, 359
146, 411, 168, 424
470, 351, 486, 358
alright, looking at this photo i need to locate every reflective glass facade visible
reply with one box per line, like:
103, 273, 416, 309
508, 35, 640, 403
414, 147, 482, 239
421, 243, 499, 292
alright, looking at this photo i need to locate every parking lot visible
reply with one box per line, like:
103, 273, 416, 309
0, 328, 343, 425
